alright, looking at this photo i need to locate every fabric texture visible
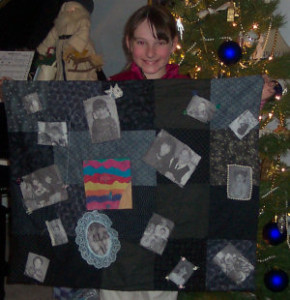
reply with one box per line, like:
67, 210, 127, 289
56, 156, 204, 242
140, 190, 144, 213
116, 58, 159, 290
99, 290, 177, 300
3, 77, 262, 291
109, 62, 189, 81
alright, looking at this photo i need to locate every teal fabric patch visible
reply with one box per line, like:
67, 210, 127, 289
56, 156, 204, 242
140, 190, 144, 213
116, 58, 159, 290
54, 130, 156, 186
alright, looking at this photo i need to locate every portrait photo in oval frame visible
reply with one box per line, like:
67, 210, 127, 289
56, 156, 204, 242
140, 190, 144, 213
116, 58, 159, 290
75, 211, 121, 269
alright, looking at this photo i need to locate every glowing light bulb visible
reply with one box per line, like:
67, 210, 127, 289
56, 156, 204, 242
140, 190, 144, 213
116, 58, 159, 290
269, 113, 273, 118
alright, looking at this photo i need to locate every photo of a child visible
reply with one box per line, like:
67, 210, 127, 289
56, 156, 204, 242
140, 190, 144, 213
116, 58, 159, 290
84, 95, 120, 143
227, 164, 252, 200
186, 95, 216, 123
229, 110, 259, 140
140, 213, 174, 255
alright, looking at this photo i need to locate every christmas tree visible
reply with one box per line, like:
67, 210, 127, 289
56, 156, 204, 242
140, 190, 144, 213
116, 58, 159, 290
164, 0, 290, 299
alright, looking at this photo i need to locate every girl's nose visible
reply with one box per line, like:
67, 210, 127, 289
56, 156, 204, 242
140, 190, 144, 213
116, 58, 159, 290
146, 44, 155, 58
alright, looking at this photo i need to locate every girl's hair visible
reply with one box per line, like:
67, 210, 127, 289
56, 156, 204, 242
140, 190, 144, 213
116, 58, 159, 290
123, 5, 177, 59
92, 99, 108, 111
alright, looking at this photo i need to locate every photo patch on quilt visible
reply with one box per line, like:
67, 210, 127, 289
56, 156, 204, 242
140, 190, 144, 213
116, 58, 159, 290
75, 211, 121, 268
143, 130, 201, 187
140, 213, 174, 255
83, 159, 132, 210
45, 218, 68, 246
185, 94, 216, 123
20, 164, 68, 213
229, 110, 258, 140
38, 121, 68, 147
22, 92, 42, 114
213, 243, 254, 285
166, 257, 199, 288
24, 252, 50, 283
83, 95, 121, 144
227, 164, 253, 201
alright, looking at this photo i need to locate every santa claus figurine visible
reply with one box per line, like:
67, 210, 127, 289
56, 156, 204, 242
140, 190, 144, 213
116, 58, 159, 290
37, 0, 103, 81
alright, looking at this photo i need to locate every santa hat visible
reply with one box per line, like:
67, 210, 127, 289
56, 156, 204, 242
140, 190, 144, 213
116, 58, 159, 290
62, 0, 94, 14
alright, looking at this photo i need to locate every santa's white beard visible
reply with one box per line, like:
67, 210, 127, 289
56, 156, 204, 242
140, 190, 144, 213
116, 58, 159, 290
54, 6, 89, 32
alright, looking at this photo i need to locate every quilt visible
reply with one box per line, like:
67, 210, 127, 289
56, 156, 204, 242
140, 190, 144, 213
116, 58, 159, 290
3, 76, 263, 291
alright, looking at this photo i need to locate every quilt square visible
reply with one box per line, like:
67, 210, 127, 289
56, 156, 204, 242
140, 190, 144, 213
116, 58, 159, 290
206, 240, 256, 291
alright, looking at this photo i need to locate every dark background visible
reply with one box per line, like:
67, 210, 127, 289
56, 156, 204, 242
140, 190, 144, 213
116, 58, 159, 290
0, 0, 63, 50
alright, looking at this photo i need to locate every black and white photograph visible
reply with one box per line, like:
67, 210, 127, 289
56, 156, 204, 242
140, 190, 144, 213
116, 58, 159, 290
229, 110, 259, 140
140, 213, 174, 255
84, 95, 121, 144
143, 130, 201, 187
22, 92, 42, 114
24, 252, 50, 283
185, 94, 216, 123
227, 164, 252, 200
20, 164, 68, 212
87, 222, 111, 256
213, 244, 254, 285
167, 257, 198, 287
38, 121, 68, 147
45, 218, 68, 246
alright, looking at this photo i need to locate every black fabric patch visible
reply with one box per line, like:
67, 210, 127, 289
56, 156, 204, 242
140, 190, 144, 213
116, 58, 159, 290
8, 133, 54, 178
155, 79, 211, 130
101, 239, 155, 290
155, 184, 209, 239
7, 235, 103, 288
55, 184, 87, 236
154, 238, 207, 291
103, 80, 155, 130
104, 186, 156, 240
208, 186, 260, 240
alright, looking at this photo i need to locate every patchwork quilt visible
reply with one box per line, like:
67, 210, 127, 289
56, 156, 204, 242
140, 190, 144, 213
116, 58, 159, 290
3, 76, 263, 291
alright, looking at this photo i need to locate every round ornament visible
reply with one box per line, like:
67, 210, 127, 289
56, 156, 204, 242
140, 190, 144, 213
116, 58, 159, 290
262, 221, 287, 245
217, 41, 242, 65
264, 269, 289, 292
243, 30, 259, 48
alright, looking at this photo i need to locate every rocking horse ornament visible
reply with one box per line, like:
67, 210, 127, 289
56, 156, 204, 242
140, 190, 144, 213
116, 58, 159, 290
36, 0, 103, 81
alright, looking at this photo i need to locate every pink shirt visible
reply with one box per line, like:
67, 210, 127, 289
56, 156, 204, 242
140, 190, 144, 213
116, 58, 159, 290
109, 62, 189, 81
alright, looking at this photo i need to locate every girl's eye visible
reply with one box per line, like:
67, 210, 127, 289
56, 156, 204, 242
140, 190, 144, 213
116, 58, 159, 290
158, 40, 167, 46
136, 40, 145, 45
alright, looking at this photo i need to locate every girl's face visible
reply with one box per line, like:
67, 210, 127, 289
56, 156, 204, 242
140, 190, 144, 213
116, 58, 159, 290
236, 174, 245, 184
93, 107, 109, 119
127, 20, 177, 79
159, 142, 171, 156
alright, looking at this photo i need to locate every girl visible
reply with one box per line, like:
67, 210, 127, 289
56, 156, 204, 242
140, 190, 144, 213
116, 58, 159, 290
109, 5, 188, 81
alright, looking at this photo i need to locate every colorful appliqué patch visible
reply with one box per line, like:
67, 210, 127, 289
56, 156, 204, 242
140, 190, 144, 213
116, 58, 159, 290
83, 159, 132, 210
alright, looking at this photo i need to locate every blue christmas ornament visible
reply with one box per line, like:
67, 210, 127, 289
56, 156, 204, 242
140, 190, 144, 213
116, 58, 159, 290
218, 41, 242, 65
262, 221, 287, 246
264, 269, 289, 292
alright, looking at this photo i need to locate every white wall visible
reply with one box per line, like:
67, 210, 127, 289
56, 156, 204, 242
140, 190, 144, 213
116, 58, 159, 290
90, 0, 147, 78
